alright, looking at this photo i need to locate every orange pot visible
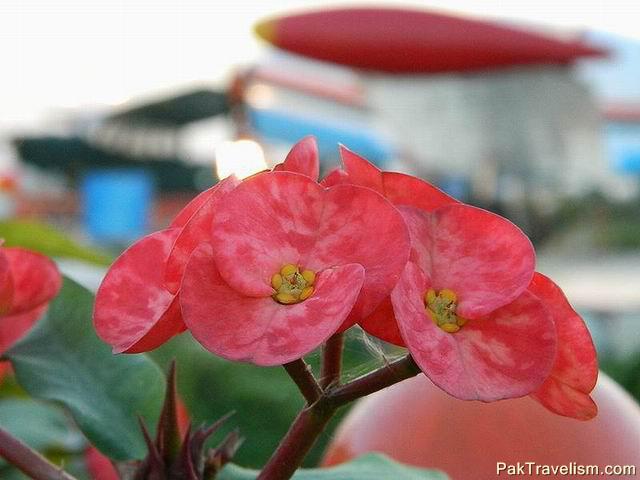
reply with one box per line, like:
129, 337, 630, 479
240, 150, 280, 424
324, 372, 640, 479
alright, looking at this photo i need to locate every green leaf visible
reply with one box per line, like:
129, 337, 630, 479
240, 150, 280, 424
0, 398, 85, 455
218, 454, 449, 480
6, 277, 165, 461
0, 220, 114, 266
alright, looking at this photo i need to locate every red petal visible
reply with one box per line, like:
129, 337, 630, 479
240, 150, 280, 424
181, 243, 365, 366
0, 249, 13, 314
401, 204, 535, 318
0, 304, 47, 356
273, 136, 320, 181
528, 273, 598, 420
303, 184, 410, 326
210, 171, 410, 321
358, 296, 405, 346
320, 167, 349, 187
94, 229, 185, 354
85, 446, 119, 480
339, 146, 457, 211
4, 248, 61, 315
393, 262, 556, 401
171, 183, 226, 229
164, 176, 239, 293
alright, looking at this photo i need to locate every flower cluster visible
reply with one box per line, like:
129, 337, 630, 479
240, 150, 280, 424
0, 244, 61, 357
94, 137, 597, 420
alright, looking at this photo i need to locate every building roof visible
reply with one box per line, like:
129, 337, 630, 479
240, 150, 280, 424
255, 7, 607, 74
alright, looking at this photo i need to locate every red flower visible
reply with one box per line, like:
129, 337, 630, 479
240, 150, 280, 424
328, 148, 597, 417
0, 246, 61, 356
180, 169, 410, 366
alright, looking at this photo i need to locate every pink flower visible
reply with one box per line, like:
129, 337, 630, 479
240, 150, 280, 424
93, 137, 320, 354
0, 246, 61, 356
328, 148, 597, 417
180, 168, 410, 366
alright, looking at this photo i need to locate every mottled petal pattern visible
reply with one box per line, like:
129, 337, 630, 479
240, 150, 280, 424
418, 204, 535, 318
274, 136, 320, 181
393, 263, 556, 401
164, 175, 239, 293
4, 248, 61, 315
528, 273, 598, 420
0, 250, 13, 314
181, 243, 365, 366
94, 229, 185, 354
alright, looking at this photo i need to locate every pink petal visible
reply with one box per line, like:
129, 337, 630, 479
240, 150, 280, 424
339, 146, 457, 211
170, 182, 227, 229
528, 273, 598, 420
401, 204, 535, 318
4, 248, 61, 315
181, 243, 365, 366
0, 249, 13, 314
358, 296, 405, 346
164, 176, 239, 293
393, 262, 556, 401
94, 229, 185, 354
273, 136, 320, 181
320, 167, 349, 187
302, 184, 410, 326
0, 304, 47, 356
210, 171, 410, 318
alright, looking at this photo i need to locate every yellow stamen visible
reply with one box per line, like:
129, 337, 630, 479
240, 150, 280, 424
299, 286, 314, 300
441, 323, 460, 333
275, 292, 297, 304
301, 269, 316, 285
280, 264, 298, 277
425, 289, 436, 304
439, 289, 457, 302
456, 315, 468, 327
271, 273, 283, 290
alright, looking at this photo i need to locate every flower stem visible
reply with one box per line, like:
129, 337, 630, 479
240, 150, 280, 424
260, 354, 420, 480
0, 427, 78, 480
283, 359, 322, 404
320, 333, 344, 389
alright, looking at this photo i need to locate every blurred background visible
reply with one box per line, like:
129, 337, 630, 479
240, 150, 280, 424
1, 0, 640, 477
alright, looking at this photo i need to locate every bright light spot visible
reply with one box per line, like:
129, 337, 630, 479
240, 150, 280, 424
245, 83, 276, 109
215, 139, 268, 180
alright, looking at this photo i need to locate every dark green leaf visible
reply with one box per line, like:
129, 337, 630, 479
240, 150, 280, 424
218, 454, 448, 480
6, 278, 165, 460
0, 220, 114, 266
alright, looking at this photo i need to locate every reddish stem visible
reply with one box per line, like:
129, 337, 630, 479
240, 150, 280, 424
259, 354, 420, 480
0, 427, 78, 480
319, 333, 344, 389
283, 359, 322, 404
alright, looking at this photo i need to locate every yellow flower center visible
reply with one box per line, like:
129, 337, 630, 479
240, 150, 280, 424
424, 288, 468, 333
272, 264, 316, 305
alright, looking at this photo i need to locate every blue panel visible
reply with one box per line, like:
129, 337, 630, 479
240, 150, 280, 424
248, 108, 394, 166
81, 168, 154, 244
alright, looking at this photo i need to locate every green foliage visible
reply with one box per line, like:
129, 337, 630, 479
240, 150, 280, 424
6, 278, 165, 461
218, 454, 448, 480
0, 219, 114, 265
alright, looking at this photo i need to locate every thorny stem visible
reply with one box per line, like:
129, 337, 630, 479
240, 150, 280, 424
0, 427, 78, 480
260, 354, 420, 480
319, 333, 344, 389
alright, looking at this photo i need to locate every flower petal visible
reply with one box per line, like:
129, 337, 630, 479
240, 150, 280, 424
358, 297, 405, 346
94, 228, 185, 354
303, 183, 410, 326
4, 248, 61, 315
0, 304, 47, 356
393, 262, 556, 401
320, 167, 349, 187
274, 136, 320, 181
181, 243, 365, 366
210, 171, 410, 320
528, 273, 598, 420
0, 249, 13, 314
164, 175, 239, 293
401, 204, 535, 318
170, 180, 233, 229
339, 146, 457, 211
